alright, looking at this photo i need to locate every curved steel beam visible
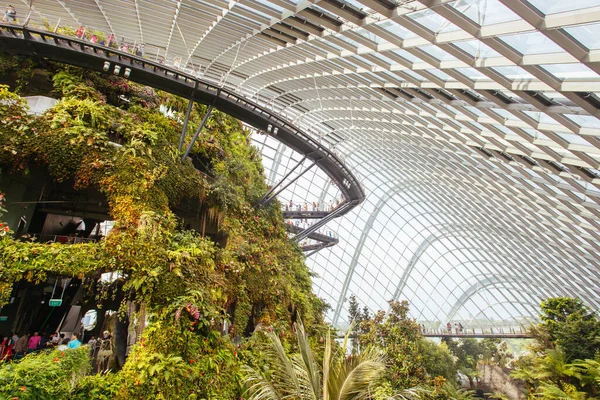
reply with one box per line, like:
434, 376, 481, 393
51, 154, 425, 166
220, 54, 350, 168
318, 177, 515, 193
0, 25, 365, 215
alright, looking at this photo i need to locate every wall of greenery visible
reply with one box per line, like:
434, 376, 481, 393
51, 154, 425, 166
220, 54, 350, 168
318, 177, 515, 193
0, 52, 325, 398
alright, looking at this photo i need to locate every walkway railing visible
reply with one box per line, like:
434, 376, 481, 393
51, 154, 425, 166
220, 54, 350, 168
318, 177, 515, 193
421, 326, 532, 339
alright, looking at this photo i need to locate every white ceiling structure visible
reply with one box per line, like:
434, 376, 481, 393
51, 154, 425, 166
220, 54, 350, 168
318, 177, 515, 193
14, 0, 600, 328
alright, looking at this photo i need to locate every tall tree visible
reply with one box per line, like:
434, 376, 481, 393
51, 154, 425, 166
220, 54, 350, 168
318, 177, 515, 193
347, 294, 362, 354
358, 300, 426, 389
539, 297, 600, 362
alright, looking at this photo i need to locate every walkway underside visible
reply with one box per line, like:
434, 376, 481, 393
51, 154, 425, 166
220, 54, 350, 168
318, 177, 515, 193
285, 223, 338, 254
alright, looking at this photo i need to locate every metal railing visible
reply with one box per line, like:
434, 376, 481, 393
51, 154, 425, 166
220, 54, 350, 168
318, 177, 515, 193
421, 326, 532, 338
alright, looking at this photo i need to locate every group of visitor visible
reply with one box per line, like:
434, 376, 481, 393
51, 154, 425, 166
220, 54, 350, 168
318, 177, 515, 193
446, 322, 464, 334
0, 331, 83, 360
286, 220, 336, 238
284, 198, 345, 213
73, 24, 146, 56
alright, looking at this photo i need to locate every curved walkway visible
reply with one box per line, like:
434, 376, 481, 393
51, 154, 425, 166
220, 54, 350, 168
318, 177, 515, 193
0, 24, 365, 216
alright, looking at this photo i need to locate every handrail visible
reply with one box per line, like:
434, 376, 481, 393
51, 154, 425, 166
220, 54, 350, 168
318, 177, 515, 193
0, 24, 365, 214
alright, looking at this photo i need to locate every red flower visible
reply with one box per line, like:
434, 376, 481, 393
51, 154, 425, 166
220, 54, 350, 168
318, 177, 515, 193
19, 386, 26, 392
53, 357, 60, 362
189, 359, 194, 364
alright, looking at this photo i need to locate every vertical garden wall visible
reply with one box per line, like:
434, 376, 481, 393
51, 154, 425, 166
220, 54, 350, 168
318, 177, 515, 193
0, 53, 325, 398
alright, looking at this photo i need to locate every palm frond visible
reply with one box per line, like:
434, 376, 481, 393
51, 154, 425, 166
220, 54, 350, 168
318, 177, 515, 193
294, 320, 321, 400
242, 365, 282, 400
337, 359, 386, 400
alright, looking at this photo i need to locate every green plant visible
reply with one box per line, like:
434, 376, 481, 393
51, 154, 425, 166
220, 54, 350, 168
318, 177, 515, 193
358, 301, 427, 390
73, 373, 124, 400
243, 319, 395, 400
0, 347, 90, 399
0, 55, 324, 398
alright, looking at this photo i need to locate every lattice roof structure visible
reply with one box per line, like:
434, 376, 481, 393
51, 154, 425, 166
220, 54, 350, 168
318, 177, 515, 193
11, 0, 600, 328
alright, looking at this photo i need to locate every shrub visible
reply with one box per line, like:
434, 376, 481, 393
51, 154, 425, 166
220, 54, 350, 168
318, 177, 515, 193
0, 347, 90, 399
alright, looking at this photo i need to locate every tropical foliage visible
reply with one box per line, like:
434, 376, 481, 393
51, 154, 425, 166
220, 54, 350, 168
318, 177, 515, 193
0, 52, 324, 398
511, 297, 600, 399
0, 347, 90, 399
349, 299, 479, 399
242, 320, 391, 400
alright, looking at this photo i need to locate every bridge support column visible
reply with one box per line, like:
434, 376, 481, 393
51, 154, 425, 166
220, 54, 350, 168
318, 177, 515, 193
262, 162, 316, 206
304, 249, 319, 258
293, 202, 351, 242
258, 156, 306, 205
182, 104, 213, 161
178, 84, 198, 152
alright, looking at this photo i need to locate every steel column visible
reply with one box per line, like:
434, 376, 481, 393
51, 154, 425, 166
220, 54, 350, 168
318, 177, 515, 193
258, 155, 307, 204
262, 161, 316, 206
178, 83, 198, 152
293, 202, 351, 242
181, 105, 213, 161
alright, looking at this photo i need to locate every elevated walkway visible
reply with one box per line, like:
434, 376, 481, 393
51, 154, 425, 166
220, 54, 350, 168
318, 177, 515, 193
282, 210, 330, 219
422, 327, 532, 339
0, 25, 364, 210
0, 24, 365, 255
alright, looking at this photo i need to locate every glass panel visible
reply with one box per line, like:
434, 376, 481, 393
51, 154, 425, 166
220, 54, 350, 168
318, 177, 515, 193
492, 66, 535, 80
419, 45, 457, 61
454, 39, 501, 58
401, 69, 426, 81
455, 67, 489, 80
499, 32, 564, 55
407, 8, 461, 33
354, 28, 385, 44
565, 114, 600, 129
449, 0, 522, 26
376, 20, 415, 40
425, 68, 452, 81
526, 0, 600, 15
391, 49, 421, 63
565, 23, 600, 50
556, 132, 594, 146
541, 63, 598, 80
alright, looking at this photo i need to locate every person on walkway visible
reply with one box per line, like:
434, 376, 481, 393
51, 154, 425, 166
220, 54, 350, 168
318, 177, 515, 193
75, 25, 84, 39
87, 335, 97, 356
135, 43, 144, 57
458, 322, 463, 333
446, 322, 452, 333
68, 333, 81, 349
3, 5, 16, 23
38, 332, 51, 349
27, 331, 41, 352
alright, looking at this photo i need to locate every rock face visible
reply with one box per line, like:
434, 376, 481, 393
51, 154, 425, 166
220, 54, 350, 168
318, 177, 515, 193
478, 363, 526, 399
